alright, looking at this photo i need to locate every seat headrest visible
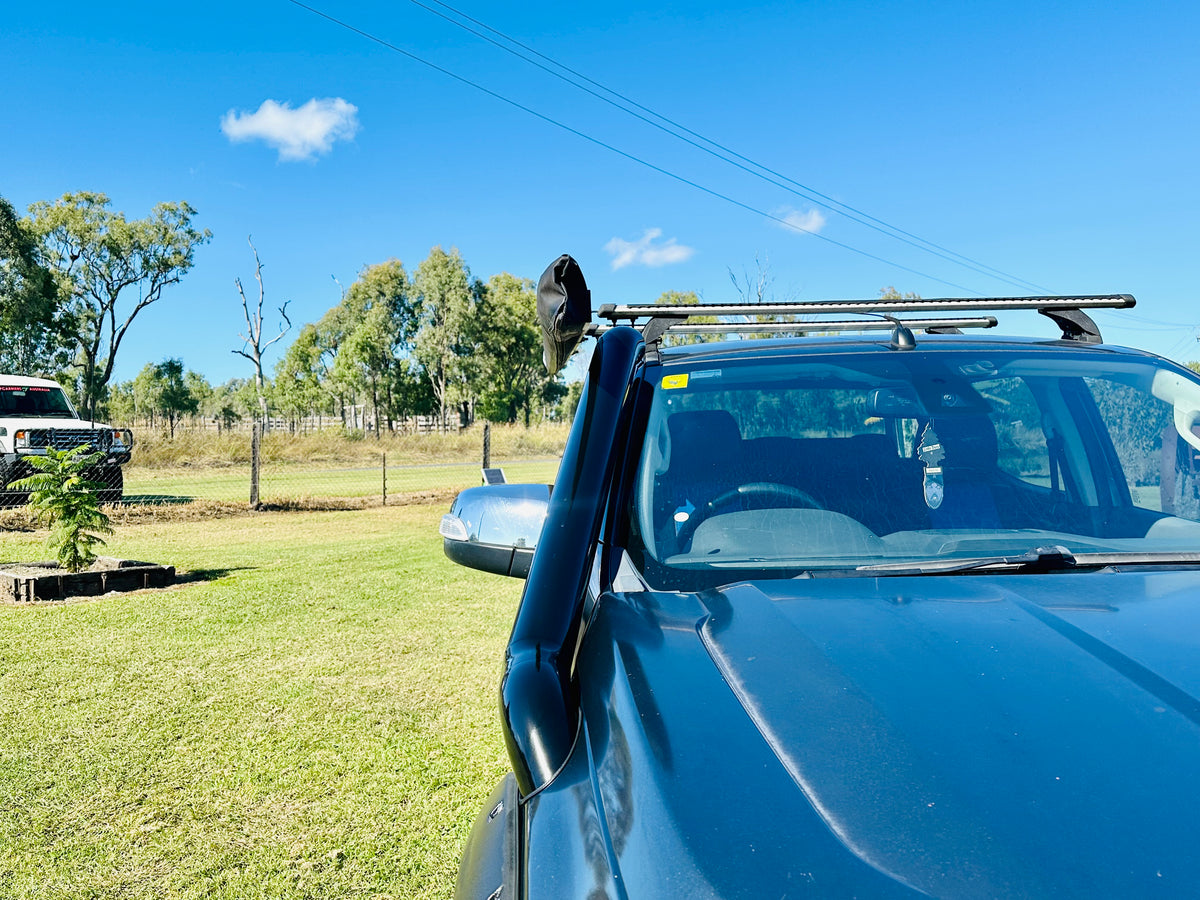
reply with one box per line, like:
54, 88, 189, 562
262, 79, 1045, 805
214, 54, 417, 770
664, 410, 741, 472
935, 415, 999, 467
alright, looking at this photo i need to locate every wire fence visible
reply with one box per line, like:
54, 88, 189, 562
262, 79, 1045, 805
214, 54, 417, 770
91, 422, 564, 510
120, 458, 561, 508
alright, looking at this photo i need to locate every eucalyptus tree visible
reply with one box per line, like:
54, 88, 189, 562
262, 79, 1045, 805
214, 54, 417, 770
0, 195, 71, 374
314, 259, 418, 432
273, 324, 327, 429
336, 305, 395, 436
413, 247, 476, 429
132, 358, 198, 437
183, 370, 214, 426
314, 302, 358, 427
213, 378, 262, 427
474, 273, 563, 425
337, 259, 418, 434
27, 191, 211, 417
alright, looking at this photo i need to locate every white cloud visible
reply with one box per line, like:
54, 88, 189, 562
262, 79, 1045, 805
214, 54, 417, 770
604, 228, 695, 270
776, 207, 827, 236
221, 98, 360, 162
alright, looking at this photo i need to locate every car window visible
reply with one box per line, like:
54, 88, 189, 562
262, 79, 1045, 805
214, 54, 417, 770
658, 383, 886, 440
1084, 375, 1189, 517
975, 377, 1050, 488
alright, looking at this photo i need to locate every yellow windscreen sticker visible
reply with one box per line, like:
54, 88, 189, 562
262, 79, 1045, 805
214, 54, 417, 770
662, 373, 689, 390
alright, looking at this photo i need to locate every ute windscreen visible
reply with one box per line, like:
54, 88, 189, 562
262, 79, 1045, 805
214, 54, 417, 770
0, 386, 76, 417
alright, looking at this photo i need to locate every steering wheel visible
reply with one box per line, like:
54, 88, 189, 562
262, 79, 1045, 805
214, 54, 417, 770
677, 482, 824, 546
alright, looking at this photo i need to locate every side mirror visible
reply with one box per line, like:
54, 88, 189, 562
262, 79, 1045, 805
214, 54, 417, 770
439, 483, 551, 578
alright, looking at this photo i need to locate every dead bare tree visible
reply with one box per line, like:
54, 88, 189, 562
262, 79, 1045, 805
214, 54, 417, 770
233, 236, 291, 423
728, 253, 773, 305
727, 252, 799, 305
727, 253, 799, 337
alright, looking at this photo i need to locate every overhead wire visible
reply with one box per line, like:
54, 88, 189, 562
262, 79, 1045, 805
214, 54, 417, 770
407, 0, 1051, 294
285, 0, 995, 295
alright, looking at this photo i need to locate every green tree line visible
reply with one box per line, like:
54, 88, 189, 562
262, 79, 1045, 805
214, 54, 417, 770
1, 190, 572, 432
106, 250, 571, 434
268, 248, 568, 433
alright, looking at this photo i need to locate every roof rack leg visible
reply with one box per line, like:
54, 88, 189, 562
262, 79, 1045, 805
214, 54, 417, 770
1039, 307, 1103, 344
641, 317, 673, 363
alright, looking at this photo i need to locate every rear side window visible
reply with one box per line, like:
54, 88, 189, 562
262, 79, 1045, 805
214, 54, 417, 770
664, 386, 885, 440
974, 377, 1050, 487
1084, 377, 1181, 515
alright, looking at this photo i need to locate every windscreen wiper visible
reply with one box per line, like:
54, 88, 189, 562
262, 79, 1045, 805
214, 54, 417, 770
855, 546, 1200, 577
855, 545, 1080, 576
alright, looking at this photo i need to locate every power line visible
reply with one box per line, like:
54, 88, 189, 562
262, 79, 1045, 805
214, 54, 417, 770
407, 0, 1051, 294
283, 0, 984, 295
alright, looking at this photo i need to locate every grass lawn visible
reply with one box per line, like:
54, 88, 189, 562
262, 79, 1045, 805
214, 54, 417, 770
0, 503, 522, 898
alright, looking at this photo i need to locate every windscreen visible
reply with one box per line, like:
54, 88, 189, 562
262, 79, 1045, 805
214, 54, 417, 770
627, 349, 1200, 586
0, 384, 76, 418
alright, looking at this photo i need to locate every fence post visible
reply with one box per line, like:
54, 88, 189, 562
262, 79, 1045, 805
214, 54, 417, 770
382, 451, 387, 506
482, 421, 491, 471
250, 421, 261, 509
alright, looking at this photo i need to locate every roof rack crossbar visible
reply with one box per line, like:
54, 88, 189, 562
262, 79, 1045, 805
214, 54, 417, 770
582, 316, 998, 338
597, 294, 1134, 322
655, 316, 999, 335
593, 294, 1134, 344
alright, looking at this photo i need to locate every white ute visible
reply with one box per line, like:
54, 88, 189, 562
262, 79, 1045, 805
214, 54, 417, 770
0, 375, 132, 505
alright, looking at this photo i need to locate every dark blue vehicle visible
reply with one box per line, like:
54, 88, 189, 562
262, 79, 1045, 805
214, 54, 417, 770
441, 256, 1200, 898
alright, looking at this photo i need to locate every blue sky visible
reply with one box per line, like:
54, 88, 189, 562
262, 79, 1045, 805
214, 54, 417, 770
4, 0, 1199, 385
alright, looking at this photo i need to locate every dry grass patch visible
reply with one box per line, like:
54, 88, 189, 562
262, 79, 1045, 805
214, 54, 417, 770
130, 422, 571, 469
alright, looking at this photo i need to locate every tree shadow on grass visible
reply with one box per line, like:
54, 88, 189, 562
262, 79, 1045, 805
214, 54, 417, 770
175, 566, 255, 585
120, 494, 196, 506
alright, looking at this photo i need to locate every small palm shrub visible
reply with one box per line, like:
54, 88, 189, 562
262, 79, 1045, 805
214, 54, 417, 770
7, 446, 114, 572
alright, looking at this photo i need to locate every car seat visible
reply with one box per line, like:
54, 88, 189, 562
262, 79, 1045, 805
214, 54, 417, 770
654, 409, 744, 551
927, 414, 1003, 529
